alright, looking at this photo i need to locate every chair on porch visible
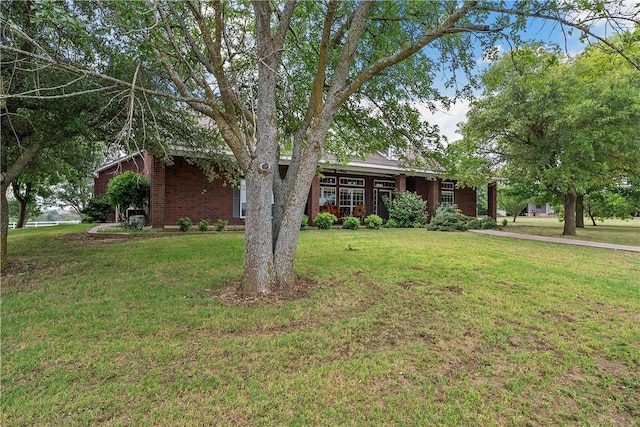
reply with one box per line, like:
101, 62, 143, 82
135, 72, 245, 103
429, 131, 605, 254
353, 204, 366, 222
321, 204, 340, 218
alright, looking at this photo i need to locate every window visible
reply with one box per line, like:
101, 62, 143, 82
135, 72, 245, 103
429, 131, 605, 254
440, 190, 455, 205
339, 177, 364, 187
339, 188, 365, 217
319, 176, 336, 185
239, 179, 247, 218
374, 180, 395, 189
320, 187, 336, 206
441, 181, 455, 190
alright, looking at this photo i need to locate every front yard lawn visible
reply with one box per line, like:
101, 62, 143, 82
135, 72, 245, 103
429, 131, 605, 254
2, 225, 639, 425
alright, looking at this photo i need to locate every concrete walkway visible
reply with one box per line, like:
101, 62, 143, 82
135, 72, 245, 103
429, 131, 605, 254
470, 229, 640, 253
87, 223, 121, 234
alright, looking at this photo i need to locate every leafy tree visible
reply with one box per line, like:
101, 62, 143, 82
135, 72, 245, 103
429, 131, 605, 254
81, 196, 112, 223
498, 192, 529, 223
584, 188, 636, 225
52, 177, 95, 216
450, 34, 640, 236
106, 171, 150, 213
0, 1, 224, 270
2, 1, 637, 290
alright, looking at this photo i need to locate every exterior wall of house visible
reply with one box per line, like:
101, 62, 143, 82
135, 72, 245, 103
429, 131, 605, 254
93, 154, 151, 197
163, 157, 240, 226
93, 153, 152, 222
409, 177, 477, 218
95, 153, 489, 226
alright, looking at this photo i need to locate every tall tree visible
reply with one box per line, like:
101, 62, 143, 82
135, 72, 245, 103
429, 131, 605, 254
2, 1, 637, 291
449, 33, 640, 236
0, 0, 220, 271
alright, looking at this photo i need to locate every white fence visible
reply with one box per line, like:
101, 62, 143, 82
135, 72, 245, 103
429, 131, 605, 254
8, 220, 81, 230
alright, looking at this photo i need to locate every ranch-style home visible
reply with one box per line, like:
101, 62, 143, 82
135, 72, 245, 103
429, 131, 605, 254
93, 150, 497, 227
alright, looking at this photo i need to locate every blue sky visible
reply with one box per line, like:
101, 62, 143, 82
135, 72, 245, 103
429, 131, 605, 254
419, 2, 638, 142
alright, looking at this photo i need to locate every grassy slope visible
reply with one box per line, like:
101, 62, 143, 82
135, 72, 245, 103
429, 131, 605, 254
2, 225, 639, 425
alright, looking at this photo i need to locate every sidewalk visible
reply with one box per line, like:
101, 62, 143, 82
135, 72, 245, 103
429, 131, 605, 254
470, 229, 640, 253
87, 223, 120, 234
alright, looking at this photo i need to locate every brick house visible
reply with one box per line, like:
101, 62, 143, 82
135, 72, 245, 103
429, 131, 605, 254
94, 151, 497, 227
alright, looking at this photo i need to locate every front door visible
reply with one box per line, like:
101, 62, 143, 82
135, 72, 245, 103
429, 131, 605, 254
376, 189, 393, 220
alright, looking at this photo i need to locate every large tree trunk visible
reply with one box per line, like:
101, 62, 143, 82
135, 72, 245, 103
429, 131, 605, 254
13, 181, 33, 228
273, 140, 324, 288
575, 194, 584, 228
1, 181, 9, 273
562, 192, 577, 236
243, 166, 277, 295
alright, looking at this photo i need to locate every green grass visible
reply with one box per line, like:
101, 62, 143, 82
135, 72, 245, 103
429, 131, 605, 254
501, 216, 640, 246
2, 225, 639, 425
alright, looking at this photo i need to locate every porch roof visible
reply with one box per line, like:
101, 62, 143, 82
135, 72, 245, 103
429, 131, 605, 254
96, 148, 444, 179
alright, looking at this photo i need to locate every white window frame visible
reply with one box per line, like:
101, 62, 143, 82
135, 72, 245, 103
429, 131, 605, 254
441, 181, 455, 190
339, 177, 365, 187
239, 179, 247, 218
339, 188, 365, 216
440, 190, 455, 205
239, 179, 273, 218
319, 176, 336, 185
320, 186, 337, 206
374, 180, 395, 189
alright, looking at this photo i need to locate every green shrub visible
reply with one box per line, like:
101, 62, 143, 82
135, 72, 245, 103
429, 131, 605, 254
106, 171, 150, 210
502, 218, 508, 227
427, 204, 469, 232
384, 191, 427, 228
198, 219, 210, 232
123, 219, 145, 231
467, 217, 498, 230
385, 218, 398, 228
81, 196, 112, 222
342, 216, 360, 230
216, 219, 229, 232
314, 212, 337, 229
434, 203, 459, 216
364, 214, 383, 229
178, 217, 192, 232
301, 214, 309, 229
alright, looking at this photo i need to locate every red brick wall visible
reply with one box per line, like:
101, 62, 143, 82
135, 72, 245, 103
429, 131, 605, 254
456, 185, 477, 217
93, 154, 148, 197
163, 157, 241, 226
149, 159, 166, 228
95, 153, 481, 226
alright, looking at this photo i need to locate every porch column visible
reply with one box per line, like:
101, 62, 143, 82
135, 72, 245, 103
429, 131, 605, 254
395, 174, 406, 193
487, 182, 497, 219
427, 179, 439, 219
307, 175, 320, 225
149, 158, 166, 228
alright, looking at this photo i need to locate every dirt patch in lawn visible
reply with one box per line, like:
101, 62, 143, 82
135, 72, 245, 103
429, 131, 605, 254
197, 275, 321, 306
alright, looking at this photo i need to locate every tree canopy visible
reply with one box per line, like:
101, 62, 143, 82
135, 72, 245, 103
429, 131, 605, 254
448, 32, 640, 235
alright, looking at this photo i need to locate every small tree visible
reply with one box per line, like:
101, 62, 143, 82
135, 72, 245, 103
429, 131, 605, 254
498, 185, 533, 223
106, 171, 150, 215
81, 196, 112, 223
384, 191, 427, 228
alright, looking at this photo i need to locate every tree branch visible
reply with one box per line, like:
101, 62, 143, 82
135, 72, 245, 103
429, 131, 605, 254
477, 5, 640, 71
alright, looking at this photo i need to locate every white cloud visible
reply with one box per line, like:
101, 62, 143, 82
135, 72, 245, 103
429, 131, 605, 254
415, 100, 471, 143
